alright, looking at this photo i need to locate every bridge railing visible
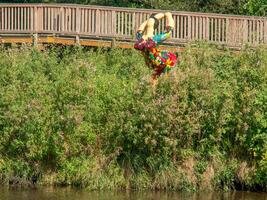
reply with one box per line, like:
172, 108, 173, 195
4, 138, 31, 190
1, 4, 267, 47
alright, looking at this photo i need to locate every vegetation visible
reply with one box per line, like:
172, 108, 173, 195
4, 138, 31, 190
0, 43, 266, 191
0, 0, 266, 16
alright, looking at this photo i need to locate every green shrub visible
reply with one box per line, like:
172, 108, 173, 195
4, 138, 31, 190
0, 44, 266, 191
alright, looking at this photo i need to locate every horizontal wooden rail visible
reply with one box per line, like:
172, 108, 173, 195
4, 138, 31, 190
0, 4, 267, 47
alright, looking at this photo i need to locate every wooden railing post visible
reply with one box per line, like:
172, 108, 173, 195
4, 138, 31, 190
188, 15, 191, 41
225, 18, 229, 44
205, 17, 210, 41
76, 7, 80, 44
132, 12, 135, 37
33, 6, 38, 46
96, 9, 100, 34
264, 19, 267, 44
243, 19, 248, 44
60, 7, 64, 32
112, 10, 116, 35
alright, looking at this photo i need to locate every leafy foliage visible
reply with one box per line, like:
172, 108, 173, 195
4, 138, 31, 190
0, 0, 256, 15
244, 0, 267, 15
0, 44, 266, 191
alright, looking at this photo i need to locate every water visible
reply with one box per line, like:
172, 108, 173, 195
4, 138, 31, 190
0, 187, 266, 200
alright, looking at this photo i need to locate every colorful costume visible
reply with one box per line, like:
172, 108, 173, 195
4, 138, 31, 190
134, 13, 178, 79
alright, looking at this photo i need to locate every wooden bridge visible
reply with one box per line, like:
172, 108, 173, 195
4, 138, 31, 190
0, 3, 267, 50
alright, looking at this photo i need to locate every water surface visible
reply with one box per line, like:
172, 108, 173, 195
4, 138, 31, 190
0, 187, 266, 200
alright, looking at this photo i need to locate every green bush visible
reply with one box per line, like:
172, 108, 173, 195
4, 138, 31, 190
0, 44, 266, 191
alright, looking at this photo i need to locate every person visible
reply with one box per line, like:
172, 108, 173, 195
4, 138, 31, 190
134, 12, 178, 84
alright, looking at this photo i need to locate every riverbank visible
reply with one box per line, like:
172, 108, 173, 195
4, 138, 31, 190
0, 44, 266, 192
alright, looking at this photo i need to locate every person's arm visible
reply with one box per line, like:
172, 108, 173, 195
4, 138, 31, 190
153, 28, 173, 43
153, 12, 174, 43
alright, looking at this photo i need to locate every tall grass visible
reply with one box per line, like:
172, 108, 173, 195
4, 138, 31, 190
0, 44, 266, 191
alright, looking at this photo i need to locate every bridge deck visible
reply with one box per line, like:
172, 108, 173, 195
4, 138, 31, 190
0, 4, 267, 49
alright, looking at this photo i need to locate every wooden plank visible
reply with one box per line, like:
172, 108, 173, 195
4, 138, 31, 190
0, 8, 1, 30
112, 10, 117, 35
3, 7, 5, 30
206, 17, 209, 40
202, 16, 205, 40
82, 8, 86, 33
225, 18, 229, 43
196, 16, 199, 39
30, 7, 33, 31
127, 12, 130, 35
7, 7, 10, 30
85, 9, 88, 33
102, 10, 105, 34
92, 9, 95, 33
25, 7, 28, 31
26, 7, 29, 30
72, 8, 75, 32
131, 12, 134, 36
60, 7, 63, 32
44, 7, 46, 30
88, 8, 91, 33
258, 20, 262, 43
0, 8, 2, 30
252, 20, 256, 44
264, 19, 267, 44
200, 17, 203, 40
233, 19, 237, 45
251, 20, 254, 43
96, 9, 100, 33
177, 15, 180, 39
121, 12, 124, 35
6, 7, 9, 31
218, 18, 221, 42
0, 37, 33, 43
18, 7, 21, 31
21, 7, 24, 30
40, 7, 44, 32
84, 9, 88, 33
184, 16, 187, 39
100, 10, 103, 33
10, 7, 13, 30
76, 7, 80, 34
69, 8, 72, 32
256, 20, 259, 44
221, 19, 224, 43
191, 16, 195, 39
216, 18, 219, 42
243, 19, 248, 43
32, 7, 34, 31
260, 20, 263, 43
107, 11, 110, 34
181, 16, 184, 39
54, 8, 56, 31
66, 8, 68, 31
5, 8, 7, 30
105, 10, 108, 34
62, 7, 66, 32
10, 8, 13, 30
69, 8, 71, 32
117, 11, 120, 35
48, 7, 51, 31
81, 8, 84, 33
125, 12, 128, 35
211, 18, 214, 41
53, 7, 56, 31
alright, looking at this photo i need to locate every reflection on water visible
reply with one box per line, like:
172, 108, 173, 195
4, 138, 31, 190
0, 187, 266, 200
